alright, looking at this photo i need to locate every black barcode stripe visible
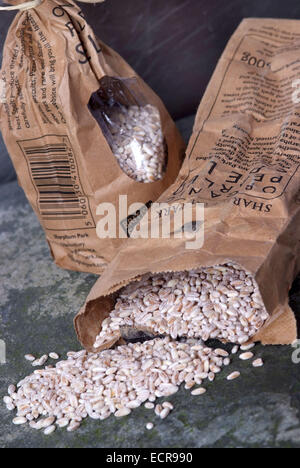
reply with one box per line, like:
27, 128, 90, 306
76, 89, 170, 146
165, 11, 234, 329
26, 149, 66, 155
39, 190, 75, 194
31, 167, 71, 171
40, 197, 79, 200
30, 157, 68, 162
37, 184, 73, 188
43, 218, 83, 220
32, 176, 72, 180
32, 172, 71, 176
25, 146, 67, 155
30, 160, 70, 165
41, 212, 83, 215
41, 204, 80, 208
26, 144, 65, 148
40, 203, 79, 206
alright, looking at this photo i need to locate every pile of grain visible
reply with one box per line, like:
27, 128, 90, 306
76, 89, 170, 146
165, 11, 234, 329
94, 264, 269, 349
4, 337, 232, 433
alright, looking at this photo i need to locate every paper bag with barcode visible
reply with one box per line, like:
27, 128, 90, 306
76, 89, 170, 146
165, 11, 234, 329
0, 0, 185, 274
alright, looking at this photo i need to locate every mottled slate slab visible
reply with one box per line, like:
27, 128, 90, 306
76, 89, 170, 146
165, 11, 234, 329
1, 139, 300, 447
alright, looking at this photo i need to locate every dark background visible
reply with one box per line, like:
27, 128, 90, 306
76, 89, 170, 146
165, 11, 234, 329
1, 0, 300, 183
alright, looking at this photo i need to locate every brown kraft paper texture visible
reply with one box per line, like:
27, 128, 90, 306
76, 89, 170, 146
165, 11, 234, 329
0, 0, 185, 274
75, 18, 300, 351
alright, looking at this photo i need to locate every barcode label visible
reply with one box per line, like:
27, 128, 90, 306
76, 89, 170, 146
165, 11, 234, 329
18, 135, 95, 231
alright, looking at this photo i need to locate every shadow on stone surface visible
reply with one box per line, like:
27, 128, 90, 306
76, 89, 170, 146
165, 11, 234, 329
0, 178, 300, 448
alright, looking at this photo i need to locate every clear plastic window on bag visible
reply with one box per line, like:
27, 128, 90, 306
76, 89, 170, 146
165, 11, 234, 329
88, 77, 168, 183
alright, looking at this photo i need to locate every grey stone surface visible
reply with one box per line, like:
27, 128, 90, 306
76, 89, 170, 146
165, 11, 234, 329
0, 180, 300, 448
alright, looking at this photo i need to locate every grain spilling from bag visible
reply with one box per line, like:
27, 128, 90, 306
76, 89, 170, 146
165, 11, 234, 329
160, 407, 171, 419
94, 264, 268, 349
4, 337, 229, 432
7, 385, 16, 396
145, 402, 155, 409
12, 417, 27, 425
4, 334, 269, 434
252, 358, 264, 368
24, 355, 35, 362
49, 353, 60, 360
227, 372, 241, 381
239, 352, 254, 361
162, 402, 174, 410
240, 344, 255, 351
191, 388, 206, 396
3, 396, 13, 406
44, 425, 56, 436
32, 355, 48, 367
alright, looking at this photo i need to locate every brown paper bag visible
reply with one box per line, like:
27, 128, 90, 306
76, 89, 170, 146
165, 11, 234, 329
75, 18, 300, 351
0, 0, 185, 274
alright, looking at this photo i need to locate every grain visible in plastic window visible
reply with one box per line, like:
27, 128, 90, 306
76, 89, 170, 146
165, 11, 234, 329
88, 76, 168, 183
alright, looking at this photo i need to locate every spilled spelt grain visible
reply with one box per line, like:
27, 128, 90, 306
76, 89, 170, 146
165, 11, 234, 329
94, 264, 268, 350
4, 337, 228, 433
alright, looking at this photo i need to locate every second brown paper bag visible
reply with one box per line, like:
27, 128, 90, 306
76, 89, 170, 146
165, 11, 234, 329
74, 17, 300, 350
